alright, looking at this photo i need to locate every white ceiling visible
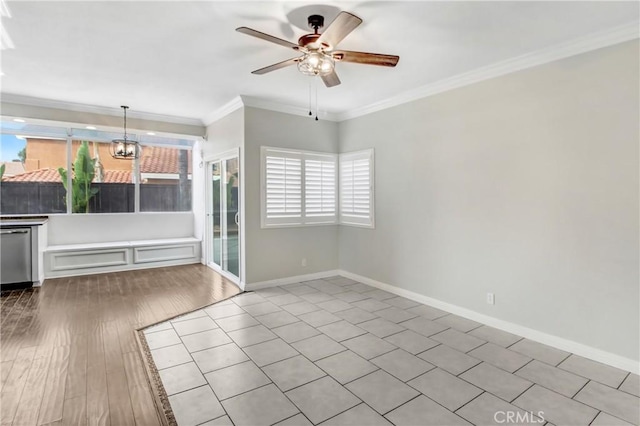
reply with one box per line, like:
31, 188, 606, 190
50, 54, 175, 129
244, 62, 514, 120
2, 1, 638, 124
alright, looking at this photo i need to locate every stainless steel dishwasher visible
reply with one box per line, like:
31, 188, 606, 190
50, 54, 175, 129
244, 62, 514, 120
1, 227, 32, 286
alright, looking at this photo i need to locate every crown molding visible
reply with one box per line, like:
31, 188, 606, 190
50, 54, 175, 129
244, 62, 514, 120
240, 95, 341, 122
203, 94, 341, 124
201, 96, 244, 127
338, 20, 640, 122
0, 93, 204, 127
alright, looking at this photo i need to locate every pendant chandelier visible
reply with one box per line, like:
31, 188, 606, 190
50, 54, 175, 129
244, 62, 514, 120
110, 105, 140, 160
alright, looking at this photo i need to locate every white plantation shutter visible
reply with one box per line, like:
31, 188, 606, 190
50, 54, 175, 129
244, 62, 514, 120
339, 149, 374, 227
261, 147, 337, 227
265, 156, 301, 216
262, 148, 302, 226
305, 155, 336, 222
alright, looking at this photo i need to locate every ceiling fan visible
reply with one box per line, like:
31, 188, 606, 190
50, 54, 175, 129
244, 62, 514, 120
236, 11, 399, 88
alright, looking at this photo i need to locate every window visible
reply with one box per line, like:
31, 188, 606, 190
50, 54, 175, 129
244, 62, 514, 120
0, 134, 68, 215
0, 121, 194, 215
339, 149, 374, 228
260, 147, 374, 228
70, 139, 134, 213
263, 151, 302, 225
140, 145, 192, 212
261, 147, 337, 227
305, 156, 336, 219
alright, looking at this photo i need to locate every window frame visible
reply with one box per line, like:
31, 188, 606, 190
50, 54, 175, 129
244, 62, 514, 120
260, 146, 338, 228
339, 149, 375, 229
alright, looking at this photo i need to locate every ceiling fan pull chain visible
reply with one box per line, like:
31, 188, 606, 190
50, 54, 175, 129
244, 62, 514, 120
315, 76, 319, 121
308, 78, 312, 116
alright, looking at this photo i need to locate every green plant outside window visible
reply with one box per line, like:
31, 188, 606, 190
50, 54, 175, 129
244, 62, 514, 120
58, 141, 100, 213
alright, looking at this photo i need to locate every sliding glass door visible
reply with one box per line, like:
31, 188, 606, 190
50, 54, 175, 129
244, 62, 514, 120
206, 150, 240, 282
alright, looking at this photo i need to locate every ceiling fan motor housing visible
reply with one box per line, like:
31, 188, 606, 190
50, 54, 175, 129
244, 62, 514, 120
298, 33, 327, 49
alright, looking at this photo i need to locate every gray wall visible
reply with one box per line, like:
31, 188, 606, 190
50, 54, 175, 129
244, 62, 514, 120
203, 107, 245, 157
198, 107, 246, 275
244, 107, 339, 283
338, 41, 639, 361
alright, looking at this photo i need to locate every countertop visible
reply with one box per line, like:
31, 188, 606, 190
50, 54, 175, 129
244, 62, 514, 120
0, 216, 49, 227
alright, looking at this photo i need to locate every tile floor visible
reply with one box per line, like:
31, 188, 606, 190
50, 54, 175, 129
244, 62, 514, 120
143, 276, 640, 426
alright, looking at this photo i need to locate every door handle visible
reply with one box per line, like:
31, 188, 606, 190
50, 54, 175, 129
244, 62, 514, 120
0, 229, 29, 235
235, 212, 239, 225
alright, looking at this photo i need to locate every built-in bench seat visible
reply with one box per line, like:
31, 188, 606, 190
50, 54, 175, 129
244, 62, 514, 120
44, 237, 201, 278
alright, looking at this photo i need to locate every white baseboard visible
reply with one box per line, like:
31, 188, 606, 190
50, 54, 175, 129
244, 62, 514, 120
338, 270, 639, 375
245, 270, 341, 291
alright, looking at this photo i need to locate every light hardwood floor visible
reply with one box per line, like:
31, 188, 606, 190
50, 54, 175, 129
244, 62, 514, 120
0, 264, 240, 426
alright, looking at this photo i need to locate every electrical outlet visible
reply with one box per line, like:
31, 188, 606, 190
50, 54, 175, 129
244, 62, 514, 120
301, 258, 307, 267
486, 293, 495, 305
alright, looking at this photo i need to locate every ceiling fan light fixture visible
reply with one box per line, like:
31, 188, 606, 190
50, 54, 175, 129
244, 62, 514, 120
297, 51, 334, 76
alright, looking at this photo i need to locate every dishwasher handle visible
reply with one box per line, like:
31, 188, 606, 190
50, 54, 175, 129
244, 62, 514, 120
0, 229, 30, 235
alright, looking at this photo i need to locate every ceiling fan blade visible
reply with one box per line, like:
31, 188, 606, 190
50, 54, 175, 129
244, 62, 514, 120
332, 50, 399, 67
236, 27, 299, 50
321, 70, 341, 88
252, 57, 301, 75
317, 12, 362, 49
